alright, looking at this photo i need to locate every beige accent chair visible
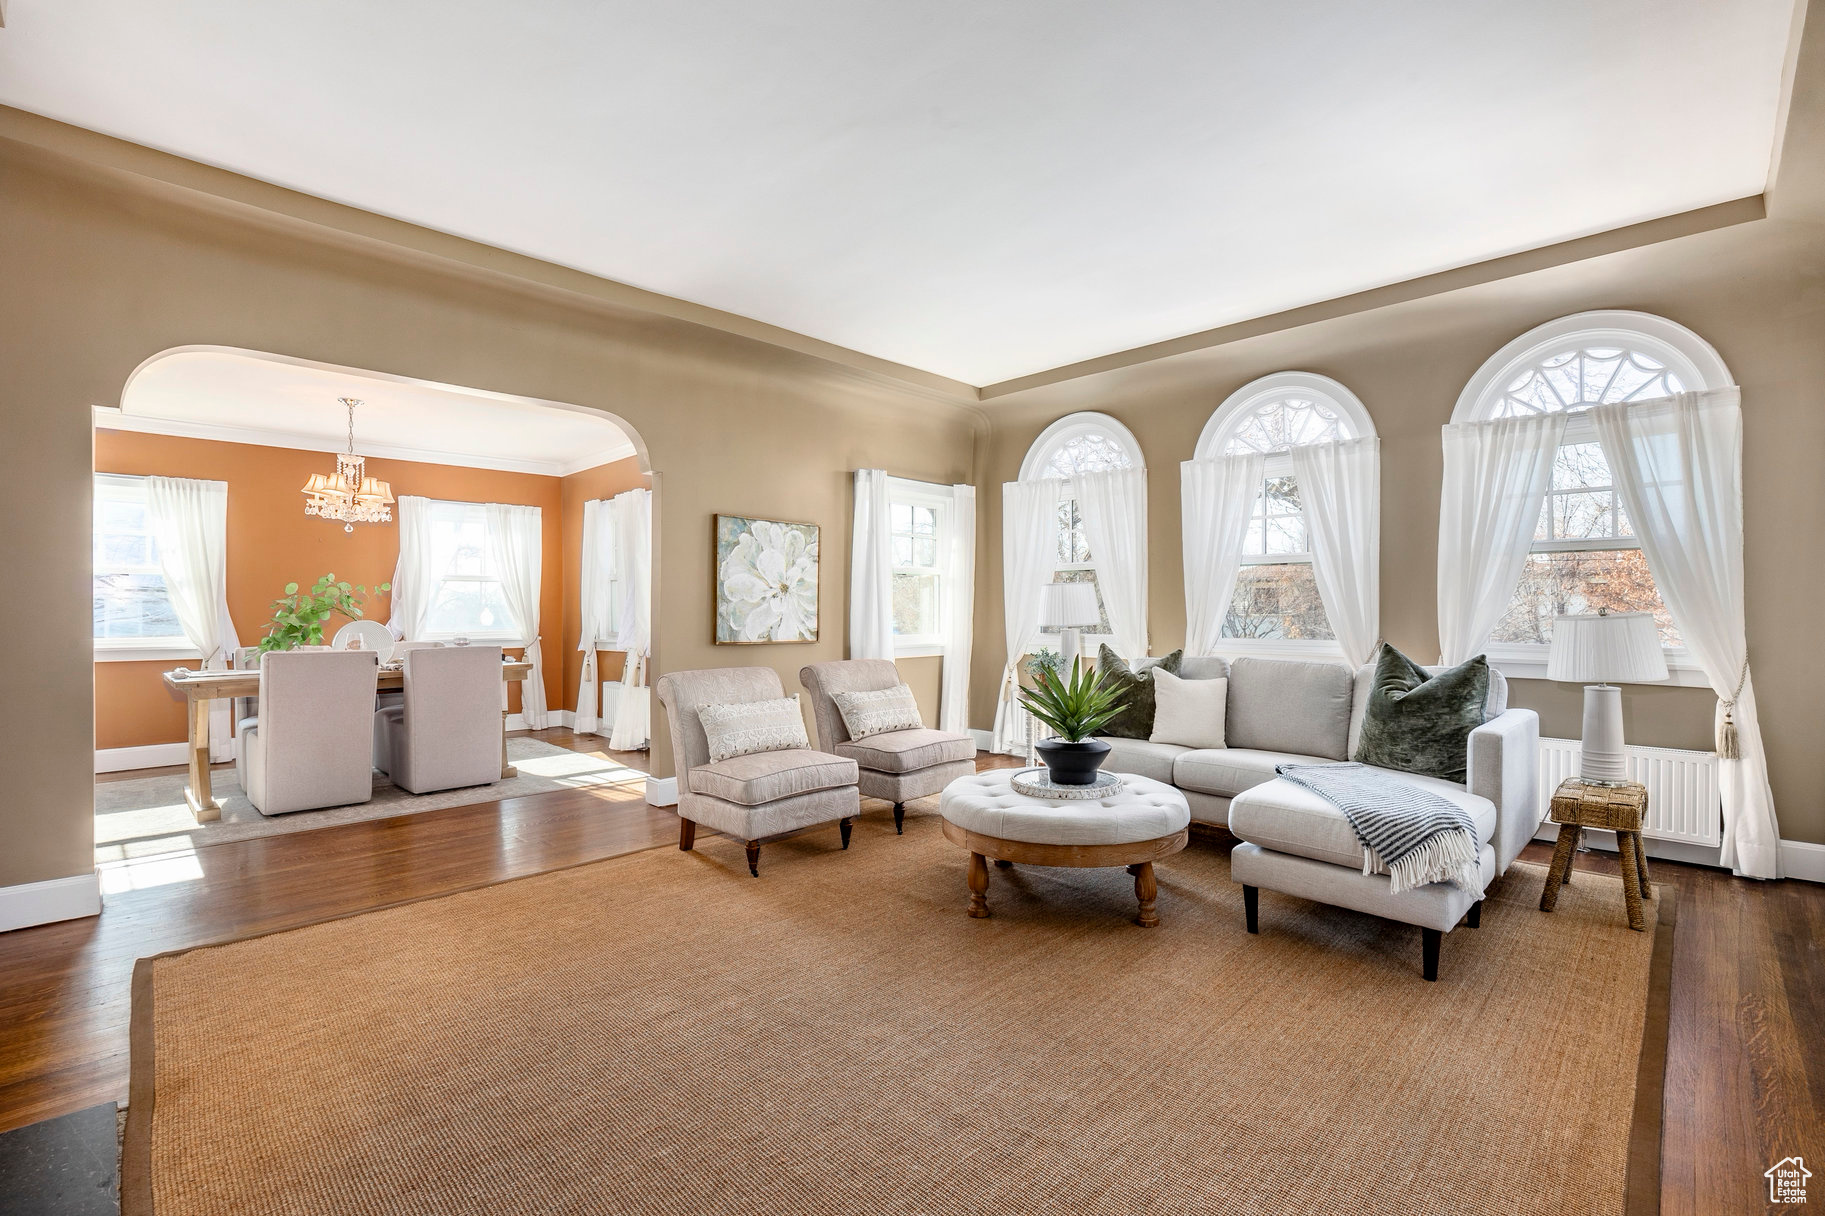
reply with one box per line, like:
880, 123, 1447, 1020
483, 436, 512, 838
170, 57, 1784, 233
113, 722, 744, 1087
376, 640, 444, 712
799, 659, 976, 834
236, 649, 380, 816
373, 645, 504, 794
655, 667, 860, 877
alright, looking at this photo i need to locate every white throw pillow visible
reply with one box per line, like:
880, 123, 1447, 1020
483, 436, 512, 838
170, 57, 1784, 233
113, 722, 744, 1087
831, 683, 924, 741
1150, 669, 1228, 749
698, 695, 809, 763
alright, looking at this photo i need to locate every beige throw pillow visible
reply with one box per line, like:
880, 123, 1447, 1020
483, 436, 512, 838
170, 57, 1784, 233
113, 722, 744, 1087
698, 695, 809, 763
831, 683, 923, 740
1150, 669, 1228, 749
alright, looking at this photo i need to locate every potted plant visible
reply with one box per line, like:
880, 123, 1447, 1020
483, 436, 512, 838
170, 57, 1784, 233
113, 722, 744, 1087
1018, 660, 1127, 786
254, 573, 391, 656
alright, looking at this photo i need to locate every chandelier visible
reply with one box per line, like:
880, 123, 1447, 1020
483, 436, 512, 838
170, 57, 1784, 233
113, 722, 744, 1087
302, 397, 395, 532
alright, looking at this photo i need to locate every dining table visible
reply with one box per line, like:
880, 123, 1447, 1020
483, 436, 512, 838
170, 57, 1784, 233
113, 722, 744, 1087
160, 658, 533, 824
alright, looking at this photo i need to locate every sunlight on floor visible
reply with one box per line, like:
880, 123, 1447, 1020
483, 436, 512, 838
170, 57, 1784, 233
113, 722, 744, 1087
94, 800, 199, 845
99, 845, 205, 894
510, 752, 645, 789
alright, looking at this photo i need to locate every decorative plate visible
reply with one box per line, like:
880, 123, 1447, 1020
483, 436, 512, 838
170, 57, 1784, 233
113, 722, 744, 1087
1009, 768, 1126, 801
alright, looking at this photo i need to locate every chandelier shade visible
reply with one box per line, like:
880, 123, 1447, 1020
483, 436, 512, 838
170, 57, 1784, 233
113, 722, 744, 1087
302, 398, 395, 532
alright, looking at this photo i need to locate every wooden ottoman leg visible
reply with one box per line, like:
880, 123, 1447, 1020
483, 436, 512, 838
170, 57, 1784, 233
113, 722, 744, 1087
994, 858, 1013, 868
893, 802, 905, 834
1541, 825, 1577, 912
839, 816, 854, 849
966, 851, 990, 918
745, 840, 761, 878
1617, 832, 1646, 931
1243, 884, 1259, 934
1422, 928, 1441, 982
1466, 900, 1482, 929
1133, 862, 1159, 928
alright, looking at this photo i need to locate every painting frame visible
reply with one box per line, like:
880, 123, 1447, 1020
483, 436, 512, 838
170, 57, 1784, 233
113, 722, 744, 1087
712, 513, 821, 645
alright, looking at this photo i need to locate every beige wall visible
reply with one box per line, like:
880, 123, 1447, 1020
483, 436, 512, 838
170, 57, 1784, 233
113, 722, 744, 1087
969, 215, 1825, 845
0, 129, 979, 891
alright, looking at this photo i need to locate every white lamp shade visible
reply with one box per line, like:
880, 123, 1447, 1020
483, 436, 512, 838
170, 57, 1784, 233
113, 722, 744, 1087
1547, 612, 1669, 684
1039, 580, 1101, 629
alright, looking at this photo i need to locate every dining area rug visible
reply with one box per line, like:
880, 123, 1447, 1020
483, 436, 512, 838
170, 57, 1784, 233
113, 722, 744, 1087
95, 738, 647, 861
124, 810, 1673, 1215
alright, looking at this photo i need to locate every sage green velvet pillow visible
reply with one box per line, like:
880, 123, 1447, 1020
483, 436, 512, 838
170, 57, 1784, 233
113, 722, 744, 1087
1095, 646, 1184, 740
1351, 644, 1490, 784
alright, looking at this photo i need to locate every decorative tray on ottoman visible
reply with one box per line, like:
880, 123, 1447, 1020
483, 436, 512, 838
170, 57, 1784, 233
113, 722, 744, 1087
1009, 768, 1126, 801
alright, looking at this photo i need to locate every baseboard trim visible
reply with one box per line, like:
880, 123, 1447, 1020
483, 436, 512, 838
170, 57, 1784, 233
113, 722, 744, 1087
1533, 821, 1825, 883
645, 776, 678, 807
0, 870, 102, 933
970, 728, 995, 752
506, 709, 575, 732
96, 743, 188, 774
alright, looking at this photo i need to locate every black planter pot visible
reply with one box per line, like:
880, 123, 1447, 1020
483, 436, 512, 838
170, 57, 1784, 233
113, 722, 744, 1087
1034, 738, 1112, 786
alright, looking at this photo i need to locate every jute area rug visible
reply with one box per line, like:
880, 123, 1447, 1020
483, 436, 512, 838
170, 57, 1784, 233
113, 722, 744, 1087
125, 804, 1671, 1216
95, 738, 647, 861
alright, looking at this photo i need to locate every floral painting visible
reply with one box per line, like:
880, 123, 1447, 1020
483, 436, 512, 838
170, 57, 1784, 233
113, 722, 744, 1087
714, 515, 819, 644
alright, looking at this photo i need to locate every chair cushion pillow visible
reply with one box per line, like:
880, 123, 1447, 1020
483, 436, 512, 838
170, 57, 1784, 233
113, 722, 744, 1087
697, 695, 809, 762
835, 728, 973, 773
687, 748, 857, 806
1150, 668, 1228, 749
830, 683, 924, 740
1224, 657, 1353, 760
1351, 644, 1490, 784
1095, 646, 1183, 739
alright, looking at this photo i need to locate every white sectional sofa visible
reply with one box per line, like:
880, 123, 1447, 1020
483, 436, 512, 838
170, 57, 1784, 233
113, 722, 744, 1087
1098, 655, 1542, 979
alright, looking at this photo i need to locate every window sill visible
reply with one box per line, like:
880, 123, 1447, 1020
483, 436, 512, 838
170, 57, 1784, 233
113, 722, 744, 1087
421, 634, 525, 647
893, 643, 946, 659
1483, 645, 1714, 689
94, 644, 202, 664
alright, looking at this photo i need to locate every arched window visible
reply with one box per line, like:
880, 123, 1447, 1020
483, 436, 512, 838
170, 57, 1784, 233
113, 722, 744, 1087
1020, 412, 1143, 644
1455, 310, 1730, 676
1198, 373, 1373, 648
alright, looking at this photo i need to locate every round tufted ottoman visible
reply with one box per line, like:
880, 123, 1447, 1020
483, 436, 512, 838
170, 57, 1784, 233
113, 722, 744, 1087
938, 769, 1191, 926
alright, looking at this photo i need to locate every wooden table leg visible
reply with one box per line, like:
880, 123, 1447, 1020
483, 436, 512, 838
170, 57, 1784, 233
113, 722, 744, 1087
183, 696, 222, 824
1540, 824, 1577, 912
966, 852, 990, 919
1133, 861, 1159, 927
1617, 832, 1646, 931
500, 709, 517, 779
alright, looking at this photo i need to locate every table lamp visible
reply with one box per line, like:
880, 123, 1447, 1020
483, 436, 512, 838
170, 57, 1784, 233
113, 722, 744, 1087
1039, 581, 1102, 676
1547, 610, 1669, 785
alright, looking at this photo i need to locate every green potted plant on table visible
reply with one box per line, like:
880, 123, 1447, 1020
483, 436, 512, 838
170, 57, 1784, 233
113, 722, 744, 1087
253, 573, 391, 656
1018, 661, 1127, 786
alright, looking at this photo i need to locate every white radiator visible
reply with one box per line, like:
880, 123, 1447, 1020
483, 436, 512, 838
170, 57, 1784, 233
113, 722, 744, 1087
1537, 738, 1721, 847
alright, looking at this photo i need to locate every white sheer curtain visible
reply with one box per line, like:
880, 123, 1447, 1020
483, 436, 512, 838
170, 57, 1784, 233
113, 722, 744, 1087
574, 497, 616, 735
1591, 389, 1779, 878
608, 487, 652, 751
485, 503, 548, 729
1180, 453, 1264, 657
992, 479, 1056, 754
385, 495, 434, 641
145, 476, 239, 761
849, 469, 894, 660
1291, 437, 1381, 666
940, 484, 976, 734
1436, 412, 1567, 665
1076, 468, 1148, 662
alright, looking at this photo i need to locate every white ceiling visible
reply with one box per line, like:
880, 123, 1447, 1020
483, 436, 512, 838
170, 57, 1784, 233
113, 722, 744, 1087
0, 1, 1798, 386
103, 349, 636, 477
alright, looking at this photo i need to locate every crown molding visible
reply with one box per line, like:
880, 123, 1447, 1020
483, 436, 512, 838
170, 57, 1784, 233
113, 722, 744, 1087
93, 406, 636, 478
0, 105, 983, 411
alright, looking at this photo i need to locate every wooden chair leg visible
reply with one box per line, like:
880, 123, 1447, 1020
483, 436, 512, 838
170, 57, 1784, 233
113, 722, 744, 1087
678, 817, 696, 851
893, 802, 905, 834
1541, 824, 1577, 912
1422, 928, 1442, 982
1633, 831, 1654, 900
745, 840, 761, 878
839, 816, 853, 849
1466, 900, 1481, 929
1243, 884, 1259, 934
1617, 832, 1646, 932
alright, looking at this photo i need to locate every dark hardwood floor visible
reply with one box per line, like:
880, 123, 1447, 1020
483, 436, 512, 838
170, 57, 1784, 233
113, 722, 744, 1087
3, 736, 1820, 1214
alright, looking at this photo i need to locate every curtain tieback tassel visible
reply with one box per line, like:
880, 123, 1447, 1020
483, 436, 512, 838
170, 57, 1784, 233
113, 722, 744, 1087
1717, 660, 1749, 761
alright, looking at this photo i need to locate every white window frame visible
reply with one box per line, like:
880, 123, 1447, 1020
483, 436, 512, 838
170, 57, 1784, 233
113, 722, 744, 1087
1195, 372, 1372, 662
1453, 310, 1728, 687
93, 473, 200, 662
419, 498, 527, 645
886, 477, 952, 657
1019, 412, 1145, 655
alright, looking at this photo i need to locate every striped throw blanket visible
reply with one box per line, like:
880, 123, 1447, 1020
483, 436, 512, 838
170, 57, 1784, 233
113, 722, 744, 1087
1275, 762, 1484, 896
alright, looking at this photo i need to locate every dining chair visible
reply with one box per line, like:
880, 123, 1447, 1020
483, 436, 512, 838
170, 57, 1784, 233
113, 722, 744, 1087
236, 649, 380, 815
373, 645, 504, 794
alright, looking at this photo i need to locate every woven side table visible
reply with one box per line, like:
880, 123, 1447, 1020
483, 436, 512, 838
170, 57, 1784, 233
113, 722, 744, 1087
1539, 778, 1653, 930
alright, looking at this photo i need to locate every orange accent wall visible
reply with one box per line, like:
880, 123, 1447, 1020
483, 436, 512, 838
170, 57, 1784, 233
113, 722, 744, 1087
558, 459, 650, 705
93, 429, 607, 750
